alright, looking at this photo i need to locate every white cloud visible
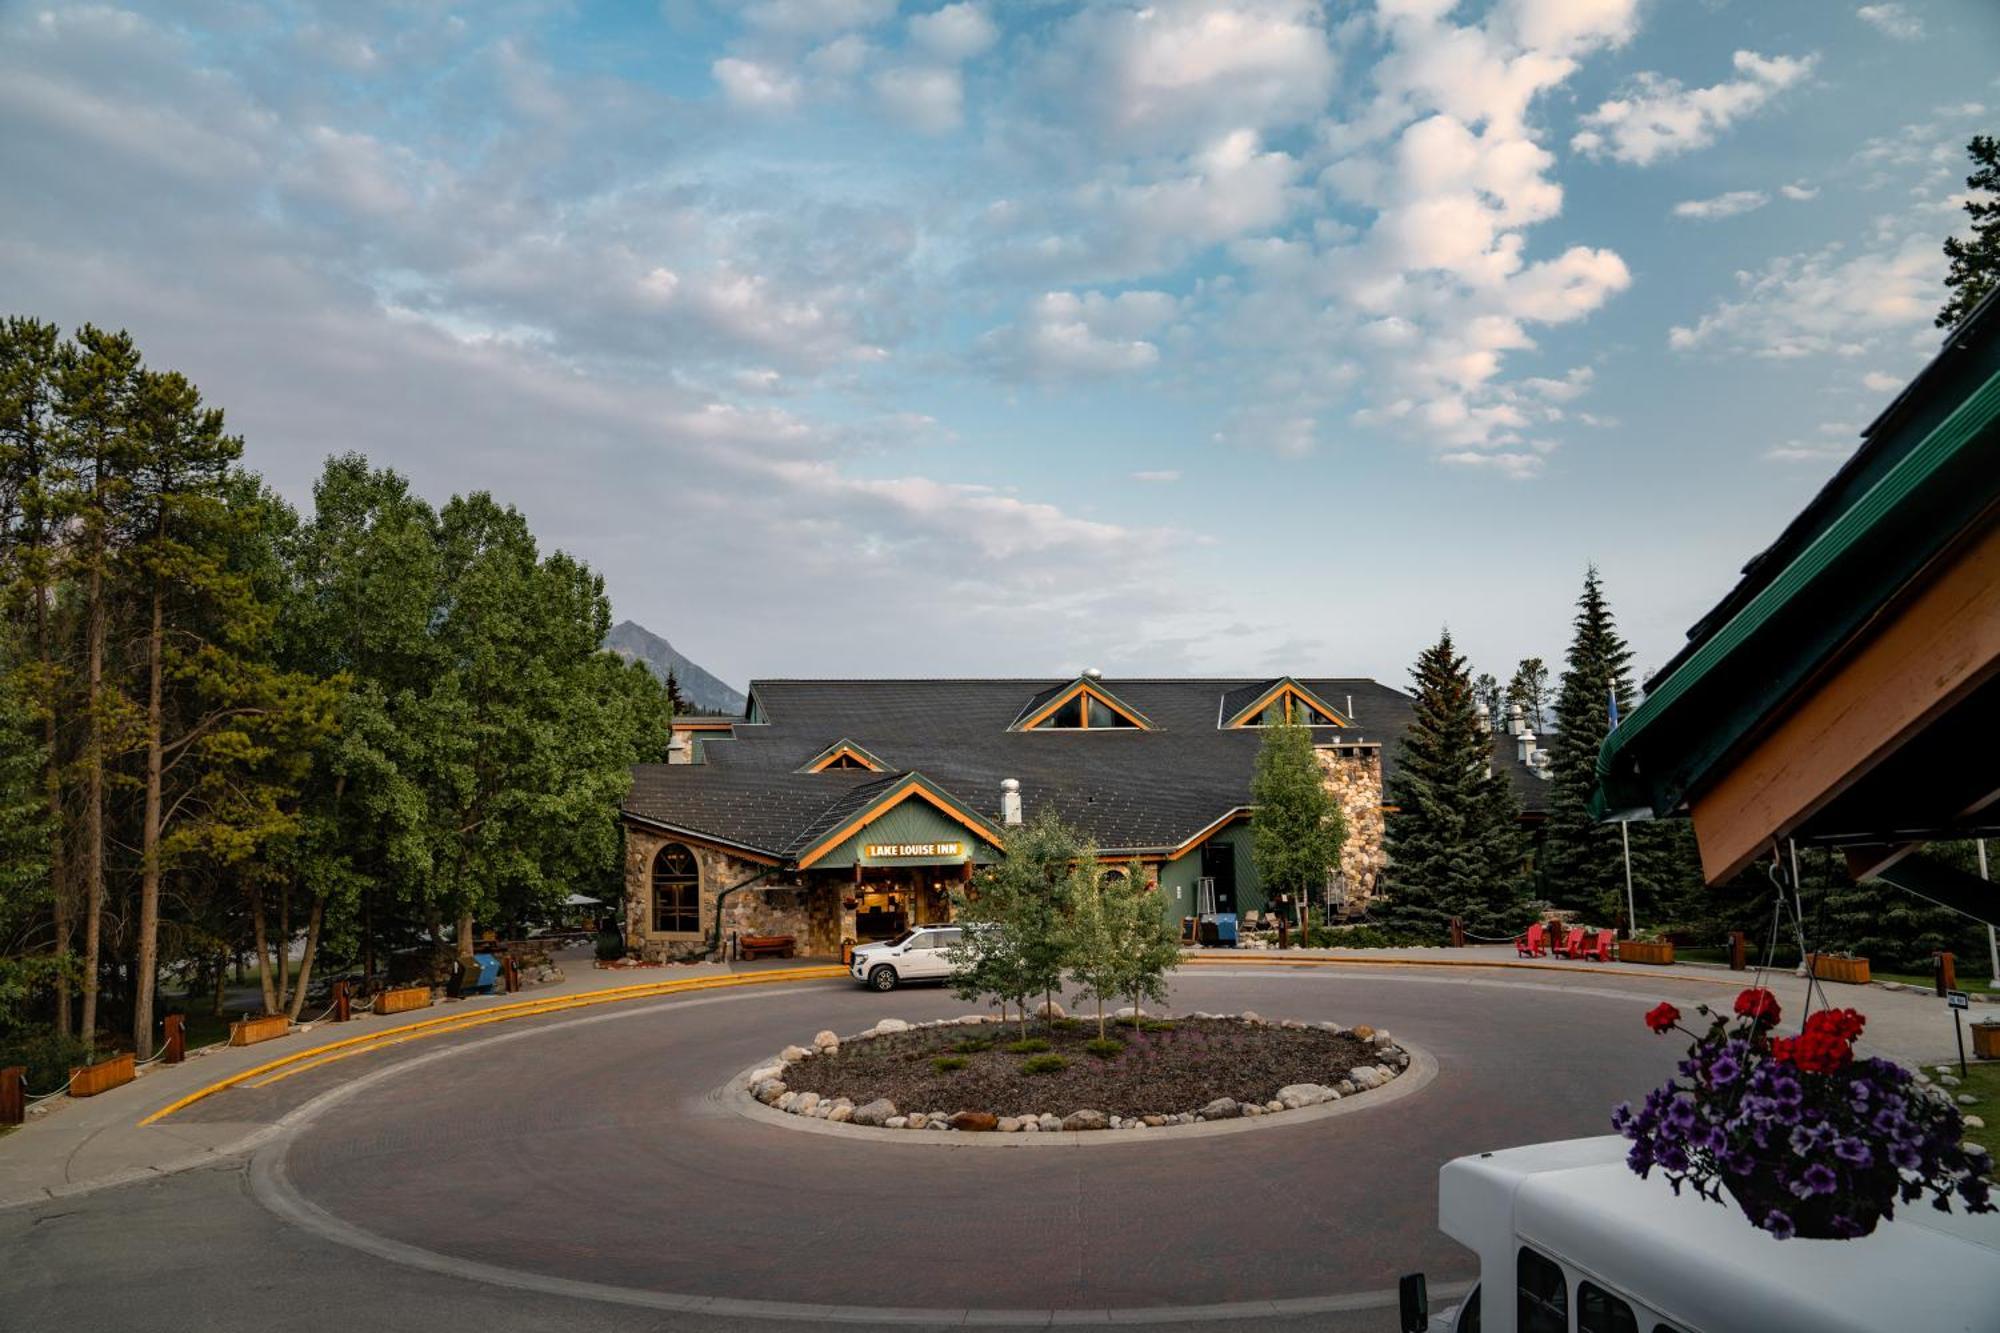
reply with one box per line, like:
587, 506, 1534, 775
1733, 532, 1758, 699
1862, 370, 1904, 392
1213, 409, 1319, 458
1672, 189, 1769, 220
1439, 448, 1546, 478
1765, 441, 1855, 464
712, 56, 801, 110
1572, 51, 1816, 166
872, 64, 964, 133
1131, 469, 1181, 483
1856, 5, 1923, 41
740, 0, 898, 39
1780, 181, 1819, 201
978, 289, 1180, 379
1668, 234, 1943, 358
908, 4, 997, 63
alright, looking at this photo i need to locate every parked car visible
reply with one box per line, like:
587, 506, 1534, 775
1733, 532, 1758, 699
1398, 1136, 2000, 1332
850, 926, 963, 991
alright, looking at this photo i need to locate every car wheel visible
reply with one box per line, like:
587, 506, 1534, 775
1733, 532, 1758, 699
869, 965, 898, 992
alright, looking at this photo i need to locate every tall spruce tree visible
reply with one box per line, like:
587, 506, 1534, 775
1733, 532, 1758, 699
1379, 629, 1525, 937
1542, 568, 1701, 926
1938, 134, 1999, 330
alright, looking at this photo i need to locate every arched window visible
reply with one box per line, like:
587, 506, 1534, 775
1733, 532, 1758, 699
652, 843, 700, 934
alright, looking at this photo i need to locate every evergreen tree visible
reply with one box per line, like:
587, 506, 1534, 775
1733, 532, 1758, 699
1250, 714, 1346, 928
1938, 135, 2000, 330
1542, 568, 1701, 926
0, 659, 57, 1034
1379, 629, 1525, 938
1506, 657, 1551, 730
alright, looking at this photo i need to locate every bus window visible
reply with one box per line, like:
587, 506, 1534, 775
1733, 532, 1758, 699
1578, 1281, 1638, 1333
1516, 1248, 1567, 1333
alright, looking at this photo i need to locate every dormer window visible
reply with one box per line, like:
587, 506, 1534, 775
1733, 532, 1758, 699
800, 738, 889, 773
1223, 679, 1350, 729
1012, 677, 1151, 731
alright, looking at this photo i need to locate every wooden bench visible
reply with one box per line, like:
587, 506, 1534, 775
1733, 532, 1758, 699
739, 933, 797, 960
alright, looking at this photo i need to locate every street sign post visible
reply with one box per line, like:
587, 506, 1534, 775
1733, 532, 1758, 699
1948, 989, 1971, 1077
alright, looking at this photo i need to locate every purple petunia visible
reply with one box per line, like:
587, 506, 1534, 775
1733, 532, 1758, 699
1764, 1209, 1796, 1240
1833, 1138, 1874, 1167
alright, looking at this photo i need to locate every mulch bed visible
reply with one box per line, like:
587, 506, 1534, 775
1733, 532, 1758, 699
779, 1018, 1378, 1119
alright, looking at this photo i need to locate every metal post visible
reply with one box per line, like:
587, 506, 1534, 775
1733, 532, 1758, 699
1620, 821, 1636, 936
1981, 840, 1997, 987
1956, 1007, 1968, 1079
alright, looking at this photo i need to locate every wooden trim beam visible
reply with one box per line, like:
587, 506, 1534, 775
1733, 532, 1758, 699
1687, 517, 2000, 884
795, 780, 1006, 870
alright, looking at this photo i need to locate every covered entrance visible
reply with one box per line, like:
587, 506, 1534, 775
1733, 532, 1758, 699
843, 863, 969, 940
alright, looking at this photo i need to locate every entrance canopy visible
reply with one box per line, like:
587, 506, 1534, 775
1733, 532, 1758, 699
1592, 290, 2000, 888
791, 772, 1004, 871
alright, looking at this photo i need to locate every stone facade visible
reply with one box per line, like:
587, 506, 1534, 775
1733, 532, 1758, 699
1316, 748, 1386, 911
625, 823, 843, 962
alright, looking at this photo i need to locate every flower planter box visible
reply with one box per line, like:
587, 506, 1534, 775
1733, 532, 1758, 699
376, 985, 434, 1015
229, 1014, 291, 1047
69, 1052, 135, 1099
1806, 953, 1871, 985
1618, 940, 1675, 965
1972, 1022, 2000, 1061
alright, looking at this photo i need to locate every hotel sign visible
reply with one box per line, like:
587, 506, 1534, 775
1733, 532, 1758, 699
864, 841, 965, 859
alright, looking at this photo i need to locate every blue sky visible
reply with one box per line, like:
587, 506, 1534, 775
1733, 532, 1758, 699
2, 0, 1994, 692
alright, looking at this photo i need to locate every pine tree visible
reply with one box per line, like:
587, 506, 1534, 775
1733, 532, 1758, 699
1250, 715, 1346, 927
1542, 568, 1700, 926
1506, 657, 1551, 730
1938, 135, 1999, 330
1379, 629, 1525, 938
1472, 672, 1503, 728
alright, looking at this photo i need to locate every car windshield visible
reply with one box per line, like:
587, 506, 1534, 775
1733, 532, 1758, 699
884, 928, 919, 947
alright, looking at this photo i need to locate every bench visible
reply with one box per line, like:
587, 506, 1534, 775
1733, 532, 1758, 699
739, 933, 797, 960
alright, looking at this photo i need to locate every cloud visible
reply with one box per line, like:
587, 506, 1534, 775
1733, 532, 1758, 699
1672, 190, 1769, 220
908, 4, 998, 62
740, 0, 898, 39
712, 56, 802, 110
1856, 5, 1923, 41
1131, 469, 1181, 483
1862, 370, 1904, 392
1765, 441, 1855, 464
872, 64, 964, 133
978, 289, 1180, 379
1572, 51, 1816, 166
1780, 181, 1818, 201
1668, 233, 1942, 358
1439, 448, 1546, 478
1213, 409, 1319, 458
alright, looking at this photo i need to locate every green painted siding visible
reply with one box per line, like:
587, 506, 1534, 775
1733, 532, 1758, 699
812, 799, 1001, 870
1152, 818, 1264, 924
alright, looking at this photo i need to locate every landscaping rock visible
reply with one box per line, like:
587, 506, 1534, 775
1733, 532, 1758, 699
884, 1116, 908, 1129
1276, 1083, 1337, 1110
1336, 1079, 1356, 1096
813, 1030, 840, 1051
929, 1118, 950, 1129
1349, 1067, 1384, 1091
1063, 1109, 1109, 1131
851, 1098, 898, 1127
754, 1080, 788, 1105
792, 1091, 820, 1115
1940, 1074, 1963, 1087
1317, 1022, 1346, 1034
1039, 1113, 1061, 1131
997, 1116, 1021, 1133
906, 1112, 928, 1129
1199, 1097, 1242, 1120
1243, 1104, 1263, 1116
748, 1064, 784, 1085
1958, 1094, 1979, 1106
1239, 1010, 1262, 1024
827, 1104, 853, 1123
1142, 1114, 1167, 1127
949, 1110, 999, 1132
813, 1102, 834, 1119
1114, 1006, 1147, 1019
1964, 1115, 1986, 1130
872, 1018, 911, 1034
1037, 1000, 1067, 1020
1372, 1031, 1394, 1049
781, 1045, 810, 1063
1350, 1024, 1375, 1041
776, 1091, 797, 1110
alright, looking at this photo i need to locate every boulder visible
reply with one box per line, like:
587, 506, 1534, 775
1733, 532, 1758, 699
1265, 1100, 1285, 1113
1350, 1024, 1375, 1041
781, 1045, 810, 1063
1063, 1109, 1109, 1131
813, 1030, 840, 1051
1317, 1021, 1346, 1034
1022, 1119, 1040, 1132
1038, 1113, 1061, 1132
1336, 1079, 1356, 1096
1243, 1105, 1263, 1116
1966, 1115, 1987, 1130
1198, 1097, 1242, 1120
748, 1064, 785, 1085
929, 1118, 950, 1130
884, 1116, 908, 1130
997, 1116, 1021, 1133
1275, 1084, 1337, 1110
1348, 1067, 1384, 1091
791, 1091, 821, 1115
827, 1105, 853, 1123
1108, 1115, 1124, 1129
871, 1018, 911, 1034
907, 1112, 929, 1130
1372, 1031, 1395, 1049
1114, 1006, 1147, 1019
1940, 1074, 1963, 1087
1036, 1000, 1067, 1020
1958, 1093, 1979, 1106
1239, 1010, 1262, 1024
851, 1098, 898, 1127
776, 1092, 797, 1111
754, 1080, 788, 1105
1142, 1114, 1167, 1127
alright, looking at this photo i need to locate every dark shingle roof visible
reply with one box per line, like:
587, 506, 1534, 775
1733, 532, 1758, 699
625, 677, 1549, 858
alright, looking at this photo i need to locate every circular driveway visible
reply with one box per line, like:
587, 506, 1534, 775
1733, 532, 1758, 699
264, 968, 1686, 1320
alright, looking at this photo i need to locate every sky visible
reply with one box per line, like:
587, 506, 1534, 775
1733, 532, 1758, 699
2, 0, 1995, 694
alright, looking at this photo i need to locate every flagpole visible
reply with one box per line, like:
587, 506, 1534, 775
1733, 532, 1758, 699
1980, 839, 1996, 986
1609, 686, 1636, 935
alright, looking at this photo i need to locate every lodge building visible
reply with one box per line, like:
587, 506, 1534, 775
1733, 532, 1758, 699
620, 673, 1550, 961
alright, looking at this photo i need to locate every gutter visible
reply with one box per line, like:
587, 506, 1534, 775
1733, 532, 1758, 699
708, 866, 781, 958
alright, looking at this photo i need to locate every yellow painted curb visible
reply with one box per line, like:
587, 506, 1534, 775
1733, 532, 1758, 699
138, 965, 844, 1126
1177, 952, 1738, 987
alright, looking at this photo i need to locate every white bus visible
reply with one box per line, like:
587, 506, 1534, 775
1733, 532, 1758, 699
1400, 1136, 2000, 1333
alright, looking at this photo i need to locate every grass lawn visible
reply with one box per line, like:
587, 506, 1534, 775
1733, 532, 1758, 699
1673, 946, 1997, 994
1952, 1057, 2000, 1160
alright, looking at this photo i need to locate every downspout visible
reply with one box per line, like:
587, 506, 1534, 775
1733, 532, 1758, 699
708, 866, 781, 958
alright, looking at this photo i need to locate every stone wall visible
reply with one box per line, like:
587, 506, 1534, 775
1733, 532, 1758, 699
623, 823, 843, 960
1316, 749, 1386, 911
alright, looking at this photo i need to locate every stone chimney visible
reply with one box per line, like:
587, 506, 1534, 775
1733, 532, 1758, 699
667, 730, 692, 765
1001, 777, 1023, 826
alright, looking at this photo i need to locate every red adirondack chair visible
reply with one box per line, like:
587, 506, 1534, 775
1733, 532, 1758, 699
1560, 927, 1587, 959
1517, 923, 1547, 957
1586, 929, 1615, 962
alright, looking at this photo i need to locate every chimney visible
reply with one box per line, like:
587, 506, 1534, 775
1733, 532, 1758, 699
1507, 702, 1525, 736
1345, 694, 1354, 721
667, 731, 692, 765
1001, 777, 1023, 826
1474, 699, 1490, 733
1517, 729, 1536, 765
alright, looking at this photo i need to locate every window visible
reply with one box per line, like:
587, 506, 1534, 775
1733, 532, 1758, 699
1578, 1283, 1638, 1333
651, 843, 699, 934
825, 753, 866, 770
1022, 681, 1150, 730
1458, 1285, 1481, 1333
1043, 695, 1085, 728
1516, 1248, 1567, 1333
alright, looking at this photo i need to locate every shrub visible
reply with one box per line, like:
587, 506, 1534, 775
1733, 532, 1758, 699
951, 1037, 993, 1054
1050, 1016, 1083, 1032
0, 1031, 93, 1090
593, 929, 626, 962
1084, 1037, 1124, 1058
1004, 1037, 1051, 1054
931, 1055, 969, 1073
1021, 1053, 1069, 1074
1303, 923, 1435, 949
1140, 1019, 1177, 1033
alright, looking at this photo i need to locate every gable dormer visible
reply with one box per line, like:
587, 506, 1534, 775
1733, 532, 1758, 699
799, 738, 889, 773
1221, 678, 1350, 729
1009, 673, 1152, 731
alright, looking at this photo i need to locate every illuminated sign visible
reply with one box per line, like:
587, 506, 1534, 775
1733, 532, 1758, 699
863, 841, 965, 859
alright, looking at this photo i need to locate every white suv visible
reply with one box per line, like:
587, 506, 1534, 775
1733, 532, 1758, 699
851, 927, 962, 991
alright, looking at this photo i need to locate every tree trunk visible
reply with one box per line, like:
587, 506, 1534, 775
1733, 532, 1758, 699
287, 894, 325, 1022
1098, 995, 1106, 1041
210, 956, 226, 1017
275, 882, 291, 1012
134, 588, 164, 1060
36, 581, 71, 1038
249, 889, 279, 1016
79, 550, 106, 1049
457, 909, 476, 968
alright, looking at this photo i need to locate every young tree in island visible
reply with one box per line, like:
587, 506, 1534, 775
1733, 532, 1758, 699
1250, 714, 1346, 932
1378, 629, 1525, 938
1506, 657, 1551, 731
1938, 134, 1999, 330
1109, 862, 1181, 1022
949, 810, 1086, 1032
1063, 862, 1126, 1040
945, 886, 1031, 1036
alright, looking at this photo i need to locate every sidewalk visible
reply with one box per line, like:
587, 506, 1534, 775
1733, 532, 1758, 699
0, 951, 824, 1211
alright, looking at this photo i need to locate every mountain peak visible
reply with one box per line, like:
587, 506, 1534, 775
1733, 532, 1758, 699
605, 620, 746, 715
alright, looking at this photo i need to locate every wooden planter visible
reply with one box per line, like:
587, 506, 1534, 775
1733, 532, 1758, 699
1618, 940, 1676, 966
229, 1014, 291, 1047
376, 985, 433, 1015
69, 1052, 136, 1098
1806, 954, 1871, 985
1973, 1022, 2000, 1061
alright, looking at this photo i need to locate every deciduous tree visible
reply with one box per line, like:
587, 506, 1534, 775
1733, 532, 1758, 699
1251, 715, 1346, 929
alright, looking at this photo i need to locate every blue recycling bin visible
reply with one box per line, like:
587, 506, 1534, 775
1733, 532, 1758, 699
468, 952, 500, 995
1213, 913, 1239, 946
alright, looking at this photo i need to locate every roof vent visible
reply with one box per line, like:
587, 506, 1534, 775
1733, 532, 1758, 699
1517, 730, 1536, 764
1001, 777, 1023, 827
1082, 667, 1103, 680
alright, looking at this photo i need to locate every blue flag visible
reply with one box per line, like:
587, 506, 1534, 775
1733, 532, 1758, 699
1607, 687, 1620, 729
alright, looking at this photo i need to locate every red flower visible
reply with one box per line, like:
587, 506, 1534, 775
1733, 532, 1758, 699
1734, 988, 1782, 1026
1773, 1009, 1868, 1074
1645, 1002, 1681, 1034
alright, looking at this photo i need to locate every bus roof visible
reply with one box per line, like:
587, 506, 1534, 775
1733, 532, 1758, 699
1440, 1137, 2000, 1333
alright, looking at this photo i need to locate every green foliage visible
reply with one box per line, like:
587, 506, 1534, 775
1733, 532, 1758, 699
931, 1055, 969, 1073
0, 1028, 90, 1091
1003, 1037, 1051, 1054
1020, 1053, 1068, 1074
1084, 1037, 1124, 1058
950, 1036, 993, 1054
1302, 923, 1437, 949
948, 809, 1090, 1025
1938, 135, 2000, 330
594, 929, 626, 962
1506, 658, 1550, 730
1251, 716, 1346, 909
1379, 628, 1527, 937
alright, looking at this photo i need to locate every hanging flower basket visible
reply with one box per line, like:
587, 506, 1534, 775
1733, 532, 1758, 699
1614, 989, 1994, 1240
